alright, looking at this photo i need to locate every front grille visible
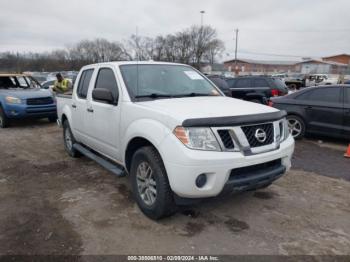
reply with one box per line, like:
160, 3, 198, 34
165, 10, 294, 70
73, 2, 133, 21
26, 97, 54, 105
217, 130, 235, 149
241, 123, 274, 148
229, 159, 282, 181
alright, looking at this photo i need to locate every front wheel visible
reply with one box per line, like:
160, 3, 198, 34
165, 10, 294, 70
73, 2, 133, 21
63, 120, 81, 157
0, 106, 9, 128
130, 146, 176, 220
287, 115, 305, 139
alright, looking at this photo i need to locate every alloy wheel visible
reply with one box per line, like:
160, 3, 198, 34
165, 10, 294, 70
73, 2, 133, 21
64, 128, 73, 151
136, 161, 157, 206
287, 118, 302, 138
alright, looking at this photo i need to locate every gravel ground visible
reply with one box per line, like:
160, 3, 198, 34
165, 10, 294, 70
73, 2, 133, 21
0, 120, 349, 256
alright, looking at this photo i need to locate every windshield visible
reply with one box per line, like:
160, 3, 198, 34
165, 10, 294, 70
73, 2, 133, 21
120, 64, 221, 99
0, 76, 41, 89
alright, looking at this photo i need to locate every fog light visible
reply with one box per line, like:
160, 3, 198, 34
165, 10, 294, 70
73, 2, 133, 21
196, 174, 207, 188
11, 110, 18, 116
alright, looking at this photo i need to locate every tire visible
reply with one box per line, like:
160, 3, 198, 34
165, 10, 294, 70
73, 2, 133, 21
286, 115, 305, 139
0, 106, 9, 128
48, 116, 57, 123
130, 146, 176, 220
63, 120, 81, 158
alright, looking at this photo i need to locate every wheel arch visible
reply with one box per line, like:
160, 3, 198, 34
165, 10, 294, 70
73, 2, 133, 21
125, 137, 160, 173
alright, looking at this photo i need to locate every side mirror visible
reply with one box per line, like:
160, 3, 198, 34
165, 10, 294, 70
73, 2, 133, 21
92, 88, 117, 105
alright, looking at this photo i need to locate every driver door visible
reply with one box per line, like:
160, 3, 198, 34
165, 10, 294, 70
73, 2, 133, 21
84, 66, 121, 161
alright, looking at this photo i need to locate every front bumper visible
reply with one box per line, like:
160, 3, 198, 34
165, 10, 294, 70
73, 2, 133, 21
159, 134, 294, 198
4, 103, 57, 119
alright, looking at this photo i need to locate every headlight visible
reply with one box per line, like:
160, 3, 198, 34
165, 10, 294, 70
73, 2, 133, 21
279, 118, 290, 142
5, 96, 22, 104
174, 126, 221, 151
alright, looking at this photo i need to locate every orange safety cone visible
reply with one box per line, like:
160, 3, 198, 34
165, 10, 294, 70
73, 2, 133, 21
345, 144, 350, 158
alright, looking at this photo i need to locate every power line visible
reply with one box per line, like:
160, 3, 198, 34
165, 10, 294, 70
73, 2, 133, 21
240, 28, 350, 33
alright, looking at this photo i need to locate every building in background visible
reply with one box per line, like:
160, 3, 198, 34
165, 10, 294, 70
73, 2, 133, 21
200, 63, 230, 75
223, 59, 297, 75
223, 54, 350, 75
322, 54, 350, 65
295, 59, 348, 74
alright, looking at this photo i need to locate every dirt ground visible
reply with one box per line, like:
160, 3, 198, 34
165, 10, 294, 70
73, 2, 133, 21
0, 120, 349, 256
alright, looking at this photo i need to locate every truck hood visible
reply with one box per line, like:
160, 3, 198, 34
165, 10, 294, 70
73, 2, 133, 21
0, 88, 53, 99
138, 96, 279, 127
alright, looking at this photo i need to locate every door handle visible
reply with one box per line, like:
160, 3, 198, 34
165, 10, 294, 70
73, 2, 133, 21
305, 106, 313, 109
87, 108, 94, 113
72, 104, 77, 108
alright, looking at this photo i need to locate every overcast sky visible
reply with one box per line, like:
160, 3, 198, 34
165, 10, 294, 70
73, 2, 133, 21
1, 0, 349, 61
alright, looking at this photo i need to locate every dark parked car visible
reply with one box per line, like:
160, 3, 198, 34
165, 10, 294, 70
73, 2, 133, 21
225, 76, 288, 104
270, 85, 350, 139
207, 75, 231, 96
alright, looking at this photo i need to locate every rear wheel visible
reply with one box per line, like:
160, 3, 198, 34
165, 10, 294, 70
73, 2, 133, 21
63, 120, 81, 157
130, 146, 176, 220
0, 106, 9, 128
287, 115, 305, 139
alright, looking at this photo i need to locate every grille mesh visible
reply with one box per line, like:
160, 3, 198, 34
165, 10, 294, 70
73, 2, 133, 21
241, 123, 274, 148
27, 97, 54, 105
217, 130, 235, 149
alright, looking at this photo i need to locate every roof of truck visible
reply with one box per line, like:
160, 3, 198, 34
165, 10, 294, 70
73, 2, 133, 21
84, 61, 187, 67
0, 73, 29, 77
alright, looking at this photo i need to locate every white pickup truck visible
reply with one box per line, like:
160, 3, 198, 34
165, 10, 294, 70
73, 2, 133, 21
57, 61, 294, 219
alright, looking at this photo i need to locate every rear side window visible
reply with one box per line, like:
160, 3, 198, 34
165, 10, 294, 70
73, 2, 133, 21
208, 76, 229, 91
270, 78, 287, 90
308, 87, 341, 103
77, 69, 94, 99
94, 68, 119, 99
252, 78, 268, 87
235, 79, 250, 88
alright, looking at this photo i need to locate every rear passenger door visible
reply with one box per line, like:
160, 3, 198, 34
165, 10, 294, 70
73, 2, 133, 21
343, 86, 350, 138
229, 78, 251, 99
304, 87, 344, 136
72, 68, 94, 143
85, 66, 121, 160
251, 78, 271, 97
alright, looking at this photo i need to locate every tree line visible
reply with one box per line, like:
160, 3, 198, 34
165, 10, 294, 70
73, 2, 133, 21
0, 25, 225, 73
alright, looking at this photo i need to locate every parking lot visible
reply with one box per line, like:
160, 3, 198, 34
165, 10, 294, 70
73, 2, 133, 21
0, 120, 349, 256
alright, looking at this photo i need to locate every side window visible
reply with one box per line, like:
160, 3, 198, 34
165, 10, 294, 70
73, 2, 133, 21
346, 87, 350, 104
77, 69, 94, 99
296, 90, 312, 100
309, 87, 341, 103
235, 79, 250, 88
226, 79, 236, 89
94, 68, 119, 99
252, 78, 268, 87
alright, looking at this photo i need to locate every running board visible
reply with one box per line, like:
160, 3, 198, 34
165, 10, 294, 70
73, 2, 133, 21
73, 143, 126, 177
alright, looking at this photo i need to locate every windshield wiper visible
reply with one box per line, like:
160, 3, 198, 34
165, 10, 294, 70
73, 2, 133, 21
174, 92, 214, 97
135, 93, 173, 99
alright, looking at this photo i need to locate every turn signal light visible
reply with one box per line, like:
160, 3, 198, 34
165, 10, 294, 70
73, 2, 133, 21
174, 126, 189, 144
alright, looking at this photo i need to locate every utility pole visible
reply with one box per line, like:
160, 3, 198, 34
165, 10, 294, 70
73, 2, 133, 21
234, 28, 239, 75
200, 10, 205, 28
136, 26, 140, 61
